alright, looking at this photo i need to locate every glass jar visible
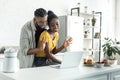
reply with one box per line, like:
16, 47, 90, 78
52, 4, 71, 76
86, 55, 93, 64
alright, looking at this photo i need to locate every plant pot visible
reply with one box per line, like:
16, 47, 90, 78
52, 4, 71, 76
84, 34, 88, 38
107, 59, 117, 66
102, 59, 117, 66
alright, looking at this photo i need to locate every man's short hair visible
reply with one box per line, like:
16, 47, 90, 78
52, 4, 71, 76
34, 8, 47, 17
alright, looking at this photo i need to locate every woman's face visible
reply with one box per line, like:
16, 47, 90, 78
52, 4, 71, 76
49, 18, 60, 32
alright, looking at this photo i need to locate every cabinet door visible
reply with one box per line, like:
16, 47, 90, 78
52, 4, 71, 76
113, 76, 120, 80
111, 71, 120, 80
0, 74, 14, 80
78, 74, 108, 80
0, 58, 4, 71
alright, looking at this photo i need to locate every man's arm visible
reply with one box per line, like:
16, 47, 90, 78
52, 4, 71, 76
28, 39, 46, 55
20, 27, 45, 55
20, 28, 45, 55
28, 36, 46, 55
27, 48, 41, 55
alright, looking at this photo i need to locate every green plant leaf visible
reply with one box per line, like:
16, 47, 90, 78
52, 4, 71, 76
102, 37, 120, 57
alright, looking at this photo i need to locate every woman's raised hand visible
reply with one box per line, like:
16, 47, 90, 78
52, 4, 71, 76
63, 37, 72, 48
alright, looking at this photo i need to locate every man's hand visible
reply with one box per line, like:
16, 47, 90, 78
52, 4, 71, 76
39, 37, 46, 51
46, 58, 52, 64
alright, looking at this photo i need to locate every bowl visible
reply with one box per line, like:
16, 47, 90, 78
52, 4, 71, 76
104, 59, 117, 66
95, 62, 104, 68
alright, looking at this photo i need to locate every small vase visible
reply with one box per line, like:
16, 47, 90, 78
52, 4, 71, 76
91, 11, 96, 26
92, 16, 96, 26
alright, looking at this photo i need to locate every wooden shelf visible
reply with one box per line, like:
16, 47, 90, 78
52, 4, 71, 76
84, 26, 98, 28
84, 38, 93, 40
80, 13, 93, 18
80, 12, 99, 18
83, 49, 100, 52
84, 38, 100, 40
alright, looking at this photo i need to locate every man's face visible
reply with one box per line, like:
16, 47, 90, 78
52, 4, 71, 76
34, 16, 47, 28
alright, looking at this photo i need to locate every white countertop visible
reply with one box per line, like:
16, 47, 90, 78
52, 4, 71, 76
0, 54, 4, 59
1, 64, 120, 80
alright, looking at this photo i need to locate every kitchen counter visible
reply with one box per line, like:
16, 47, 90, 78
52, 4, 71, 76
0, 54, 4, 71
1, 64, 120, 80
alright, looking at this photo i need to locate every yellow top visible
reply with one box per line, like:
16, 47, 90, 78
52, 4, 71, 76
36, 30, 59, 57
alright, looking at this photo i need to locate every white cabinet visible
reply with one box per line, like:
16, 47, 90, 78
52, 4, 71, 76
78, 74, 108, 80
111, 71, 120, 80
0, 54, 4, 71
1, 65, 120, 80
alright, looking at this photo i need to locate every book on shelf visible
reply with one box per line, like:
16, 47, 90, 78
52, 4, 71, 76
94, 32, 101, 38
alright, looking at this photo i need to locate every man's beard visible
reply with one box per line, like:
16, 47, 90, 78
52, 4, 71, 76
35, 23, 45, 29
35, 23, 40, 28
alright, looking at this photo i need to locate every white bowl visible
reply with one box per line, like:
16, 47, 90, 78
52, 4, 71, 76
95, 62, 104, 68
105, 60, 117, 66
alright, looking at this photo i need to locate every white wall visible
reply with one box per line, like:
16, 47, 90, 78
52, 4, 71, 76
107, 0, 116, 39
0, 0, 116, 47
115, 0, 120, 40
0, 0, 78, 47
78, 0, 116, 39
68, 0, 116, 39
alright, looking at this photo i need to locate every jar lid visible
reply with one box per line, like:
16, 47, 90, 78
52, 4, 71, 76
4, 48, 17, 58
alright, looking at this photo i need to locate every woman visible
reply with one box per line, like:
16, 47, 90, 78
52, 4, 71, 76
34, 10, 72, 67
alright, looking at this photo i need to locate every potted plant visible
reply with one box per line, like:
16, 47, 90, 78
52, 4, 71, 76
84, 30, 90, 38
102, 37, 120, 65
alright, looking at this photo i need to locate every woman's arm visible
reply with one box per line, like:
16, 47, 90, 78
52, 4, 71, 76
45, 43, 61, 64
52, 45, 64, 54
52, 37, 73, 54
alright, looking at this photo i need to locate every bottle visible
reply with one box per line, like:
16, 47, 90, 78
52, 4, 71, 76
83, 19, 85, 26
84, 58, 87, 64
77, 2, 80, 15
87, 19, 90, 26
86, 55, 93, 64
84, 6, 87, 13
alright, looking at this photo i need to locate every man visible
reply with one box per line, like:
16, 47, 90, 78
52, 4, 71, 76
18, 8, 47, 68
